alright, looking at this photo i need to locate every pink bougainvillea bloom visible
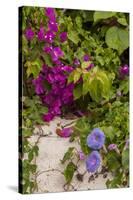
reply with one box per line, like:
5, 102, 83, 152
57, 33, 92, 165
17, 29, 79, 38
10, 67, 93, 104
73, 58, 80, 66
120, 64, 129, 75
86, 63, 94, 71
25, 28, 34, 40
48, 21, 58, 32
38, 27, 45, 41
43, 112, 54, 122
45, 7, 56, 21
43, 45, 53, 54
50, 47, 64, 61
61, 65, 73, 73
44, 31, 55, 43
83, 54, 90, 62
119, 64, 129, 79
60, 127, 73, 138
32, 76, 45, 95
60, 32, 67, 42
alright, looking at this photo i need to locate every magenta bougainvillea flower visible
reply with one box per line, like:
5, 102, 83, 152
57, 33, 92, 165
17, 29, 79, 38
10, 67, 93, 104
25, 28, 34, 40
50, 47, 64, 61
60, 32, 67, 42
48, 21, 58, 32
86, 63, 94, 71
73, 58, 80, 66
44, 31, 55, 43
38, 27, 45, 41
45, 7, 56, 21
60, 127, 73, 138
32, 76, 45, 95
43, 45, 53, 54
83, 54, 90, 62
119, 64, 129, 79
87, 128, 105, 150
43, 112, 54, 122
61, 65, 73, 73
86, 151, 101, 173
33, 63, 74, 121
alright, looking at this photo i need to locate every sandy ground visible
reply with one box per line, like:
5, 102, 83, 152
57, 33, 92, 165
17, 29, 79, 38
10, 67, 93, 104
29, 117, 112, 193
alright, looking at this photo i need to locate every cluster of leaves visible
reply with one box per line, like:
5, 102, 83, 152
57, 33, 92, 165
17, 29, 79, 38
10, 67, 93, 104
19, 96, 48, 193
60, 147, 78, 184
68, 66, 111, 102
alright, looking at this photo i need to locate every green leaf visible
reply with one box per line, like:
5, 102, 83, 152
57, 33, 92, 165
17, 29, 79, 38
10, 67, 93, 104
30, 164, 37, 173
122, 149, 129, 170
94, 11, 116, 22
61, 147, 74, 164
73, 70, 81, 83
106, 151, 121, 171
75, 16, 82, 28
68, 30, 80, 44
80, 134, 91, 155
101, 126, 115, 141
64, 162, 77, 184
117, 17, 128, 26
81, 61, 91, 69
96, 70, 111, 100
105, 26, 129, 54
33, 145, 39, 157
73, 84, 82, 100
23, 128, 32, 137
28, 150, 34, 162
42, 53, 52, 66
25, 59, 42, 78
119, 79, 129, 95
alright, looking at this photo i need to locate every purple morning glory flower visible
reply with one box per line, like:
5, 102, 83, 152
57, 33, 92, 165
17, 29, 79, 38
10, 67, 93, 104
78, 151, 85, 160
60, 32, 67, 42
45, 7, 56, 21
108, 144, 117, 151
86, 151, 101, 173
50, 47, 64, 61
60, 127, 73, 138
87, 128, 105, 150
37, 27, 45, 41
83, 54, 90, 62
43, 112, 54, 122
44, 31, 55, 43
73, 58, 80, 66
48, 21, 58, 32
25, 28, 34, 40
108, 143, 120, 154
